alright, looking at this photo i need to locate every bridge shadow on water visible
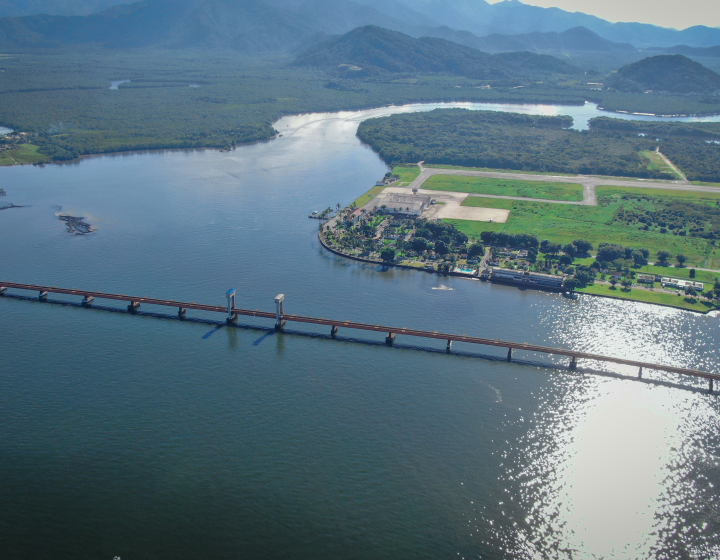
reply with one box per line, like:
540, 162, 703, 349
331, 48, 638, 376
2, 293, 715, 396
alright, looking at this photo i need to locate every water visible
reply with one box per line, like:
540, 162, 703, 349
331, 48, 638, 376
0, 126, 12, 135
1, 102, 719, 559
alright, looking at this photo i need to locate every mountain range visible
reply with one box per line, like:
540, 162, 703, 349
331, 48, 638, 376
294, 26, 581, 82
0, 0, 719, 51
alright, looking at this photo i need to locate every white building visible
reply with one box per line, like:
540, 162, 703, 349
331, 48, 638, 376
373, 193, 431, 216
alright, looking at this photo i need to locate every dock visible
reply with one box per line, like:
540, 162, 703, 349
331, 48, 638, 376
1, 281, 717, 392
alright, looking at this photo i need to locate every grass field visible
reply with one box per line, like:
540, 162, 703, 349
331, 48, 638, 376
576, 283, 712, 312
392, 166, 421, 185
0, 144, 48, 166
640, 150, 680, 179
597, 185, 720, 204
422, 175, 584, 201
449, 190, 717, 267
353, 185, 387, 208
426, 164, 577, 177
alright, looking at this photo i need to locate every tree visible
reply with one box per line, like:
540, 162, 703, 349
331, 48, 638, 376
639, 247, 650, 260
686, 286, 698, 297
597, 243, 625, 262
572, 239, 593, 255
689, 268, 696, 278
562, 243, 577, 257
631, 250, 646, 266
410, 237, 429, 252
676, 253, 687, 266
563, 278, 578, 292
380, 248, 395, 262
527, 247, 538, 263
621, 279, 633, 289
559, 254, 573, 266
609, 277, 618, 288
435, 240, 449, 255
467, 243, 485, 258
657, 250, 672, 264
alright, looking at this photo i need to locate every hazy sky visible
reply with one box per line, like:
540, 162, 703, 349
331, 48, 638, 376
486, 0, 720, 30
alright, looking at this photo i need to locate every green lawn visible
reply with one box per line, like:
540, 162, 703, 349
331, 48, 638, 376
426, 164, 577, 177
423, 175, 584, 201
640, 150, 680, 179
0, 144, 49, 166
392, 165, 421, 185
576, 283, 713, 312
446, 192, 716, 266
353, 185, 386, 208
597, 185, 720, 203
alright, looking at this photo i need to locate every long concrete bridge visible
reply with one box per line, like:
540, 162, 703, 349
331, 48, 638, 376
1, 281, 717, 392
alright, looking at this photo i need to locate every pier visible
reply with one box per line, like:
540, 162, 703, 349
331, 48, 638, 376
1, 281, 717, 392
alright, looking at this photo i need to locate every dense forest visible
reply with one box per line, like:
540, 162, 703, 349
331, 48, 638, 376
2, 46, 720, 165
357, 108, 671, 178
606, 55, 720, 94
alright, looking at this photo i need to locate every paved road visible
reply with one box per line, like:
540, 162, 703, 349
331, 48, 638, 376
409, 164, 720, 207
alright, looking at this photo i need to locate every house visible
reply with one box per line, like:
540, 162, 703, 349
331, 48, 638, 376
637, 274, 655, 284
661, 277, 704, 291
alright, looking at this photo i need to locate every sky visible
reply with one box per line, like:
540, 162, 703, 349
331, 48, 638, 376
485, 0, 720, 30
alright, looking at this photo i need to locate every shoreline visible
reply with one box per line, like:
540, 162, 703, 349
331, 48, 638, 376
5, 99, 720, 168
319, 230, 714, 314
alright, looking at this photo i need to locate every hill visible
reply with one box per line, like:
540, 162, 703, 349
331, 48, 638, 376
0, 0, 132, 17
662, 45, 720, 58
424, 26, 636, 54
293, 26, 581, 82
607, 54, 720, 94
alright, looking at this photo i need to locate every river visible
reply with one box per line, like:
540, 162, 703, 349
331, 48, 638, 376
1, 102, 719, 560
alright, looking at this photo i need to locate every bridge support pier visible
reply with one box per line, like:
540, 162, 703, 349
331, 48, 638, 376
178, 307, 186, 320
331, 325, 338, 338
226, 289, 237, 324
275, 294, 286, 331
82, 295, 94, 306
127, 301, 140, 313
710, 379, 714, 393
39, 290, 48, 301
638, 367, 643, 379
385, 332, 396, 346
446, 339, 453, 352
570, 356, 577, 371
507, 347, 512, 362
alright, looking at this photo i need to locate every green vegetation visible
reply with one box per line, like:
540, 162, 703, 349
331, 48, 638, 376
358, 108, 671, 179
392, 166, 421, 185
422, 175, 584, 201
576, 283, 712, 312
447, 186, 720, 267
0, 143, 48, 165
606, 55, 720, 94
295, 26, 581, 83
353, 185, 386, 208
641, 150, 681, 179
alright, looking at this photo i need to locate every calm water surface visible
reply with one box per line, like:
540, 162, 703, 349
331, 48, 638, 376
1, 103, 719, 560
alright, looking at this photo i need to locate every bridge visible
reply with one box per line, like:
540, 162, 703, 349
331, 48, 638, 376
1, 281, 717, 392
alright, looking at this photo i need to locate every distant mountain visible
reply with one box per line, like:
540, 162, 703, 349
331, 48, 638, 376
354, 0, 720, 48
0, 0, 132, 17
662, 45, 720, 58
0, 0, 718, 54
421, 26, 636, 54
294, 26, 581, 82
607, 55, 720, 94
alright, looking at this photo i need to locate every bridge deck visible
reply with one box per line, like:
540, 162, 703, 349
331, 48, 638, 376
2, 281, 718, 383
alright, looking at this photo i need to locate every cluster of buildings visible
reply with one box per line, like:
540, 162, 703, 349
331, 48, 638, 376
636, 274, 704, 291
